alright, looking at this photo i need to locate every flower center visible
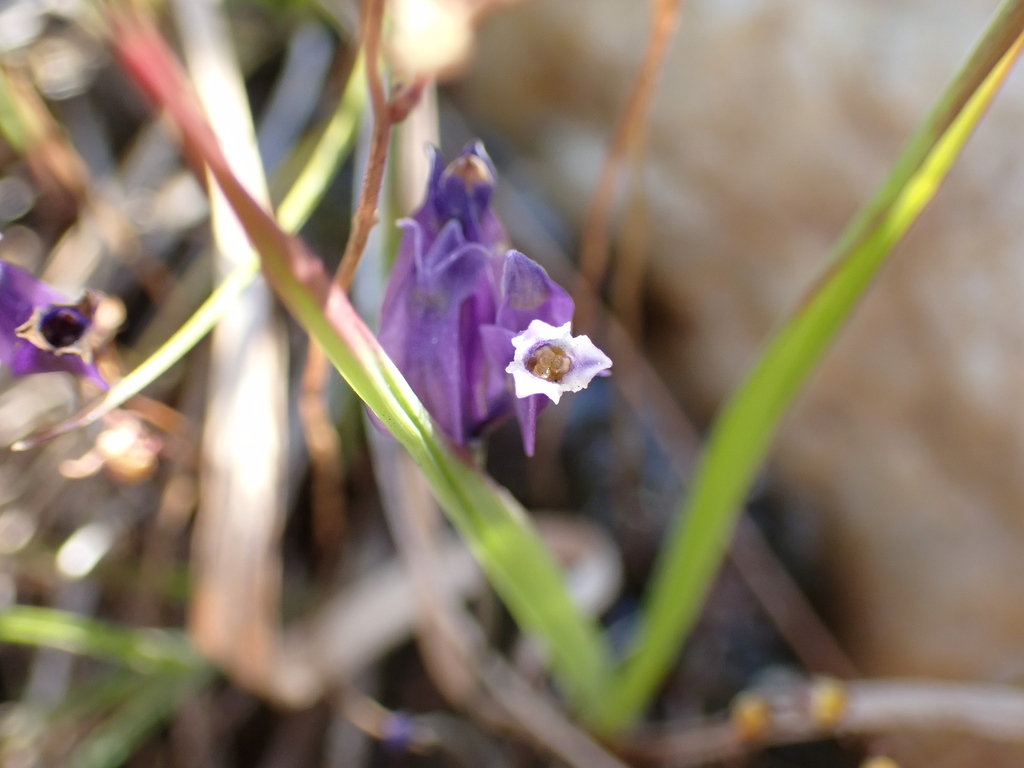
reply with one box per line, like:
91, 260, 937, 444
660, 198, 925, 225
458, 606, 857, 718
526, 344, 572, 382
40, 306, 88, 348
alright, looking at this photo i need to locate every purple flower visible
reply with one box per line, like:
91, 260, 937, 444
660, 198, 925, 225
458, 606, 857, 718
0, 260, 108, 389
379, 142, 610, 456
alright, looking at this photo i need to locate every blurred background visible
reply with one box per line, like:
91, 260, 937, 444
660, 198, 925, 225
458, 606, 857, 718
3, 0, 1024, 765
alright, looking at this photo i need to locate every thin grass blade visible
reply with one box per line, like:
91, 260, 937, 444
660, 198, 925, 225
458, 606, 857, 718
66, 667, 212, 768
0, 66, 32, 151
600, 0, 1024, 730
0, 606, 202, 671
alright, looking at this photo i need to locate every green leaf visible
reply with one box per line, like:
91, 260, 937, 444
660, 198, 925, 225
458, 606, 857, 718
598, 0, 1024, 730
66, 667, 211, 768
0, 608, 212, 768
0, 606, 202, 671
49, 671, 151, 725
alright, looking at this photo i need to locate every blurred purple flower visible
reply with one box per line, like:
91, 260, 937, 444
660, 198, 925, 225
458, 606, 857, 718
0, 260, 107, 389
379, 142, 609, 456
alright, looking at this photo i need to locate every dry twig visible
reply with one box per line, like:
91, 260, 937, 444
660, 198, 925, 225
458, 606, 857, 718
336, 0, 391, 289
575, 0, 682, 327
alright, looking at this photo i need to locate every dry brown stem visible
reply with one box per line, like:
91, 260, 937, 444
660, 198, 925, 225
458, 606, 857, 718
297, 341, 347, 568
297, 0, 430, 568
297, 0, 387, 575
335, 0, 391, 289
575, 0, 682, 328
731, 516, 860, 679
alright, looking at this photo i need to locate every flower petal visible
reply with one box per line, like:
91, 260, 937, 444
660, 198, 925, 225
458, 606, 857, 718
496, 250, 573, 334
377, 143, 599, 456
378, 220, 493, 444
513, 393, 544, 457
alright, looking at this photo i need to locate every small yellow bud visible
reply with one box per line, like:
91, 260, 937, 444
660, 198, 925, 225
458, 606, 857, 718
730, 691, 772, 742
809, 677, 848, 728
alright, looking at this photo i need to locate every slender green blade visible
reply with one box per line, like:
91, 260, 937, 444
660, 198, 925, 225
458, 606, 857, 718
0, 608, 211, 767
50, 671, 151, 724
599, 0, 1024, 730
66, 667, 211, 768
0, 66, 32, 151
242, 178, 617, 725
275, 50, 365, 233
0, 606, 201, 671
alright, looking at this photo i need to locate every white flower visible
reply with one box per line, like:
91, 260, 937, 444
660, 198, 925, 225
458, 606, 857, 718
505, 320, 612, 404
